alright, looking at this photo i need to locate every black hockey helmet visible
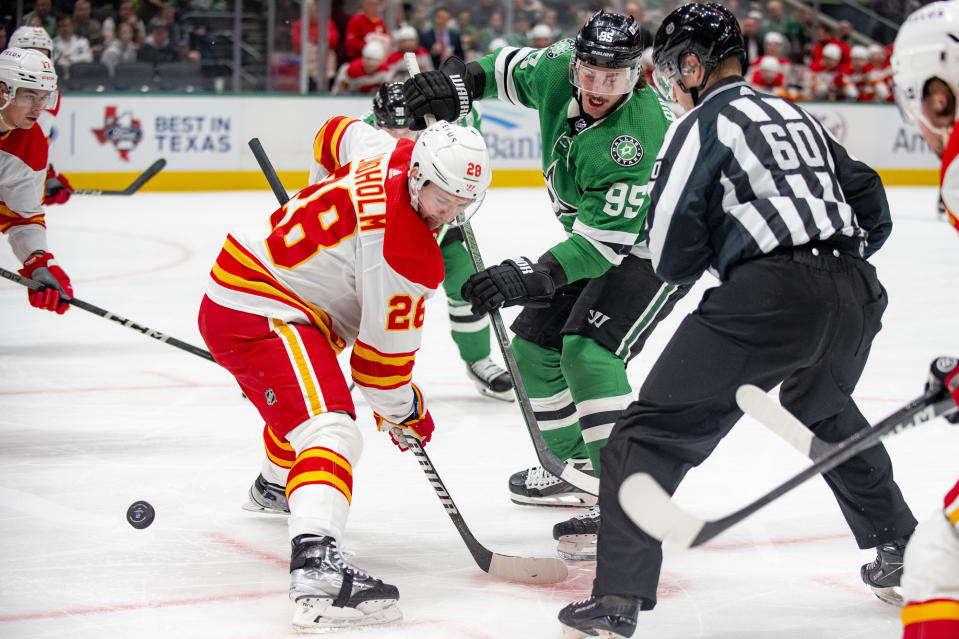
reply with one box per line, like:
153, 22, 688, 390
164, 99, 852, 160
372, 82, 409, 129
570, 11, 643, 95
651, 3, 746, 100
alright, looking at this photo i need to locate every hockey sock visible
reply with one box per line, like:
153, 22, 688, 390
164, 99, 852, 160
442, 240, 492, 364
561, 335, 633, 474
512, 336, 589, 461
262, 424, 296, 480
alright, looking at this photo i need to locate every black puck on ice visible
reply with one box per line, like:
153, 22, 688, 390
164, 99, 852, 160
126, 500, 155, 529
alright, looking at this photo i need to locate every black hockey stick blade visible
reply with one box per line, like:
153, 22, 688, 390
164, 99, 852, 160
248, 138, 290, 205
619, 388, 956, 549
400, 431, 567, 584
0, 266, 215, 363
73, 158, 166, 195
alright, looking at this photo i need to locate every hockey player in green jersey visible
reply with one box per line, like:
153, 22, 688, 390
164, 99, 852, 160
403, 11, 691, 559
363, 83, 513, 401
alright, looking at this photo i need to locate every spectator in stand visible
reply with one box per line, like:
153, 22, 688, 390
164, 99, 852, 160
868, 44, 894, 102
101, 20, 138, 75
749, 55, 787, 96
764, 0, 793, 37
809, 42, 856, 101
757, 31, 791, 75
478, 11, 505, 54
624, 2, 655, 47
52, 15, 93, 77
72, 0, 103, 55
456, 10, 478, 60
154, 4, 185, 55
529, 23, 552, 49
812, 22, 850, 66
787, 2, 813, 63
139, 17, 180, 67
385, 24, 432, 81
540, 8, 562, 41
331, 39, 390, 94
837, 20, 855, 48
421, 6, 463, 69
844, 45, 889, 102
292, 0, 340, 92
741, 10, 764, 65
102, 0, 146, 46
506, 11, 532, 47
23, 0, 56, 39
473, 0, 500, 29
344, 0, 389, 62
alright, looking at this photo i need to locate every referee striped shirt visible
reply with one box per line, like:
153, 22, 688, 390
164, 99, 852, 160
646, 77, 892, 285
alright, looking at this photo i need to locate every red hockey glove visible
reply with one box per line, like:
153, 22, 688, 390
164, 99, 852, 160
44, 167, 73, 205
374, 383, 436, 451
18, 252, 73, 314
927, 356, 959, 423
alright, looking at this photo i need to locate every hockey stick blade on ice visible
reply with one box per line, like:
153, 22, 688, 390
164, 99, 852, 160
398, 430, 568, 584
403, 52, 598, 495
619, 387, 957, 549
73, 159, 166, 196
1, 266, 215, 363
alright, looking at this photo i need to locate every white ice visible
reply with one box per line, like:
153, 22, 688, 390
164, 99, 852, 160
0, 186, 956, 639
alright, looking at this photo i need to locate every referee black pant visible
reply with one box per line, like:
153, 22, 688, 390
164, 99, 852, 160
595, 247, 917, 607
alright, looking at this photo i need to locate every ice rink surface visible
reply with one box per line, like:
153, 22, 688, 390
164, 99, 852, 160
1, 185, 956, 639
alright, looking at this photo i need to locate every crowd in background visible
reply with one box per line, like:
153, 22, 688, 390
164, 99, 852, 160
0, 0, 907, 101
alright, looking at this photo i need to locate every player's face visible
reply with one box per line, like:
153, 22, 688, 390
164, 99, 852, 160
918, 78, 956, 157
0, 87, 51, 129
383, 126, 417, 141
572, 60, 635, 118
417, 182, 473, 229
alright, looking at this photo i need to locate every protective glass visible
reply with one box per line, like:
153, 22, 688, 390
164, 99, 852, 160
569, 59, 638, 96
10, 90, 56, 109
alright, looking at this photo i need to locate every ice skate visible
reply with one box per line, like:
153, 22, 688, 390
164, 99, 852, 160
509, 463, 597, 507
553, 505, 600, 560
465, 356, 514, 401
289, 535, 401, 632
861, 536, 908, 605
242, 474, 290, 515
558, 594, 640, 639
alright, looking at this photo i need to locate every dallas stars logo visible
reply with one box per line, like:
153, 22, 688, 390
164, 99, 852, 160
610, 135, 643, 167
546, 38, 574, 59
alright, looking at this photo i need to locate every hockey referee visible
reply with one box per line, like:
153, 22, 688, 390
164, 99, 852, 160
559, 3, 917, 637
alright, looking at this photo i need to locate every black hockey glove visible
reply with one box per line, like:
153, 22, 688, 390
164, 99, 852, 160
926, 356, 959, 423
461, 257, 556, 315
402, 57, 474, 130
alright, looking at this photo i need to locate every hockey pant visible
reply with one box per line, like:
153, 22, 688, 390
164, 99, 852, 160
441, 226, 492, 365
198, 295, 360, 542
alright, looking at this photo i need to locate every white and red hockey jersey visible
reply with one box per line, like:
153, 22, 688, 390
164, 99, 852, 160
941, 123, 959, 235
206, 122, 443, 422
331, 57, 393, 95
0, 122, 49, 261
308, 115, 395, 185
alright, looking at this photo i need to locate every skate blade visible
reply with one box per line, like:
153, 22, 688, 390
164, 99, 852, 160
557, 535, 596, 561
241, 500, 289, 516
473, 382, 515, 402
510, 493, 598, 508
867, 584, 903, 607
293, 596, 402, 633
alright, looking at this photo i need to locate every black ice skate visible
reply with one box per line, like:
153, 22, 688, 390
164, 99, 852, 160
466, 356, 514, 401
509, 463, 597, 507
289, 535, 401, 631
553, 505, 600, 560
242, 474, 289, 515
861, 536, 909, 605
558, 594, 640, 639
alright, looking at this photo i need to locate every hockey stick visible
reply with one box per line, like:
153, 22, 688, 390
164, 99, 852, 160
403, 52, 598, 496
618, 387, 957, 549
735, 384, 835, 459
73, 159, 166, 196
395, 428, 568, 584
1, 266, 215, 363
248, 138, 289, 205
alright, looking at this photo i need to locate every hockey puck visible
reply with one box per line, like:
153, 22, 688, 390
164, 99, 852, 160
126, 501, 155, 529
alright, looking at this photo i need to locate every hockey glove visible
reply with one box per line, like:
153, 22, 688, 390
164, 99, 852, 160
18, 251, 73, 314
373, 383, 436, 451
44, 166, 73, 206
402, 57, 473, 130
461, 256, 556, 315
926, 356, 959, 423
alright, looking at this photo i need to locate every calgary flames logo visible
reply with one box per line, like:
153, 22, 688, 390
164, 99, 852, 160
92, 106, 143, 161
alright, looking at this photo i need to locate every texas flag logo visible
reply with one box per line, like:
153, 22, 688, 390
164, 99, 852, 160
92, 106, 143, 161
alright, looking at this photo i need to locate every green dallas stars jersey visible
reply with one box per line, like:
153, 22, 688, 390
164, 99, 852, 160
473, 41, 675, 284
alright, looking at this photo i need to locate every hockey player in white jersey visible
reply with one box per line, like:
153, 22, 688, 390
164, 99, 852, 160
197, 119, 491, 631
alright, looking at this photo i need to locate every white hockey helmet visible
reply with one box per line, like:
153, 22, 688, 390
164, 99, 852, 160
408, 120, 491, 219
0, 48, 58, 105
891, 0, 959, 125
10, 26, 54, 56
